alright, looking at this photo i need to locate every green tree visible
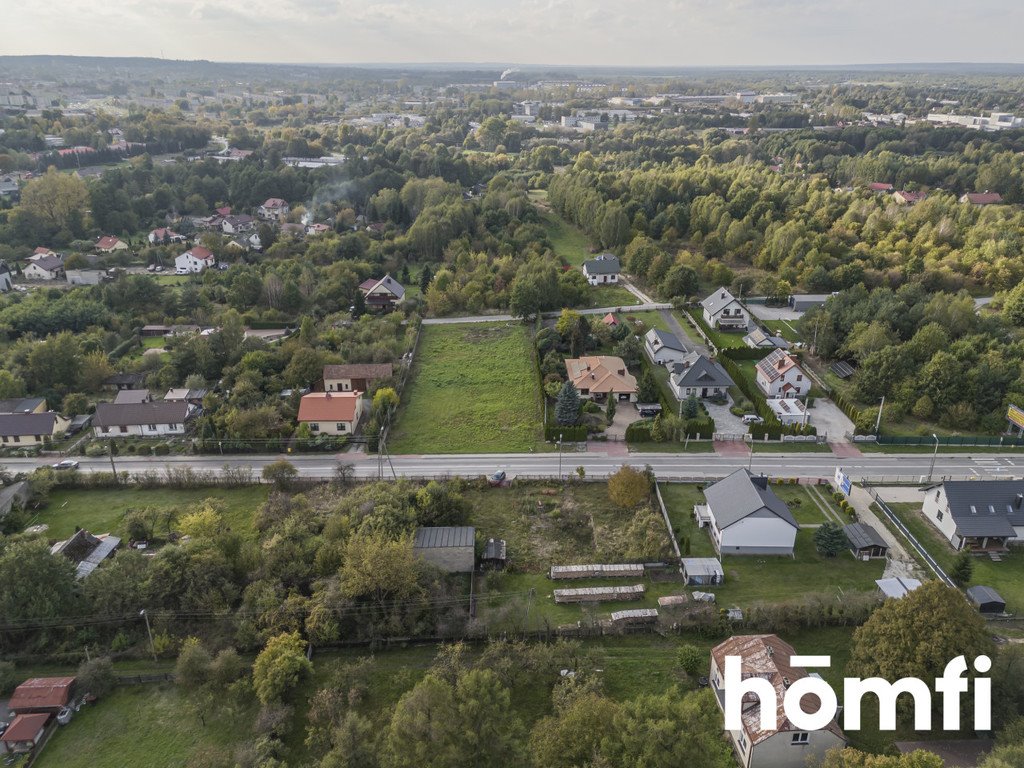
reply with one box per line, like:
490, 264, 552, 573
607, 465, 650, 508
386, 674, 457, 768
555, 381, 581, 426
950, 551, 974, 587
637, 369, 659, 403
530, 692, 619, 768
814, 521, 848, 557
76, 657, 116, 699
605, 396, 616, 424
175, 636, 213, 691
819, 747, 945, 768
252, 631, 313, 705
682, 394, 699, 420
62, 392, 89, 416
19, 167, 88, 232
372, 387, 400, 417
262, 459, 299, 490
322, 711, 380, 768
848, 581, 994, 684
340, 533, 421, 604
451, 669, 528, 768
676, 645, 705, 676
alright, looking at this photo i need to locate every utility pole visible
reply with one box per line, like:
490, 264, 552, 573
927, 433, 940, 483
874, 396, 885, 434
558, 433, 563, 481
140, 610, 157, 662
747, 433, 755, 472
108, 442, 118, 484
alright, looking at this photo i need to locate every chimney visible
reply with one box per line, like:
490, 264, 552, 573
1016, 494, 1023, 509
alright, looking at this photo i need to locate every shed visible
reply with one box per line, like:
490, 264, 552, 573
413, 526, 475, 573
966, 585, 1007, 614
876, 577, 922, 600
844, 523, 889, 559
0, 480, 30, 519
549, 563, 644, 580
681, 557, 724, 586
480, 538, 507, 569
0, 713, 50, 754
610, 608, 658, 626
553, 585, 645, 604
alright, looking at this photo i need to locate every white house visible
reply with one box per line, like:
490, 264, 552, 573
710, 634, 846, 768
701, 288, 749, 330
644, 328, 688, 366
91, 401, 193, 438
755, 349, 807, 399
148, 228, 187, 245
922, 479, 1024, 553
258, 198, 290, 221
581, 253, 621, 285
23, 255, 65, 280
765, 398, 808, 426
694, 469, 798, 556
669, 353, 734, 400
96, 235, 129, 253
175, 246, 216, 274
221, 214, 255, 234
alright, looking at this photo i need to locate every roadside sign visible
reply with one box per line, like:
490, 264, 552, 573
1008, 405, 1024, 431
834, 466, 852, 496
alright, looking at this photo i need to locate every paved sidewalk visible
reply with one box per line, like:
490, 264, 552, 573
846, 485, 925, 580
714, 440, 750, 457
831, 442, 862, 458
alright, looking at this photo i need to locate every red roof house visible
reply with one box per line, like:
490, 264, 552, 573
8, 677, 75, 713
297, 392, 364, 436
0, 713, 51, 754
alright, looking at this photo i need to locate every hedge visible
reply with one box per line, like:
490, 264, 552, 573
545, 424, 587, 442
719, 347, 770, 361
625, 421, 652, 442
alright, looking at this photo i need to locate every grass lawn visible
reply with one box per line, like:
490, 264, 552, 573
751, 441, 833, 453
33, 486, 270, 540
541, 210, 593, 267
140, 336, 167, 349
888, 501, 1024, 613
389, 322, 543, 453
619, 310, 669, 333
630, 441, 716, 453
581, 284, 638, 309
684, 307, 748, 349
35, 684, 254, 768
772, 485, 830, 524
763, 319, 802, 343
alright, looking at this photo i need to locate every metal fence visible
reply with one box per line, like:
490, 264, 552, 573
866, 487, 954, 587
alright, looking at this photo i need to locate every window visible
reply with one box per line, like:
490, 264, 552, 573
791, 733, 809, 745
937, 511, 944, 521
310, 423, 320, 432
336, 423, 347, 432
102, 426, 110, 434
148, 424, 158, 430
796, 374, 803, 381
343, 382, 351, 391
119, 426, 128, 434
12, 436, 19, 443
738, 733, 748, 752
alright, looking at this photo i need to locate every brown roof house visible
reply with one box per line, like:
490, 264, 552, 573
565, 355, 638, 402
755, 349, 807, 399
0, 712, 51, 754
8, 677, 75, 714
323, 363, 393, 393
297, 391, 365, 436
960, 192, 1003, 206
710, 635, 846, 768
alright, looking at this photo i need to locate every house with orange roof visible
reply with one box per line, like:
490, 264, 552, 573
710, 634, 846, 768
755, 349, 807, 399
96, 235, 129, 253
564, 355, 638, 402
258, 197, 290, 221
297, 391, 365, 436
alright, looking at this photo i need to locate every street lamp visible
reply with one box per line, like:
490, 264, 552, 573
874, 396, 885, 435
927, 433, 940, 483
747, 433, 755, 471
558, 432, 563, 480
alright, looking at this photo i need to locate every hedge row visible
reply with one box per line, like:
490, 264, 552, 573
625, 416, 716, 443
831, 388, 867, 434
545, 424, 587, 442
750, 422, 818, 440
718, 347, 769, 361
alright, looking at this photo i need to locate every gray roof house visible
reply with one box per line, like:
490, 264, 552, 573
92, 401, 193, 438
844, 522, 889, 559
700, 287, 749, 330
743, 327, 790, 350
644, 328, 688, 366
413, 526, 476, 573
668, 353, 734, 400
582, 253, 621, 285
696, 470, 798, 556
922, 479, 1024, 552
50, 529, 121, 579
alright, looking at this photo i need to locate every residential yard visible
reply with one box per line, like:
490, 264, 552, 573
467, 482, 679, 628
582, 283, 638, 309
30, 486, 270, 540
659, 482, 883, 606
684, 307, 747, 349
35, 684, 255, 768
888, 501, 1024, 613
389, 322, 543, 453
763, 319, 802, 343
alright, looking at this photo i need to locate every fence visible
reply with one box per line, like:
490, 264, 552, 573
654, 482, 683, 564
865, 487, 954, 587
876, 435, 1024, 448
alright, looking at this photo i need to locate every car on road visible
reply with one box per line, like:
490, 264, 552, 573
488, 470, 506, 486
741, 414, 763, 425
51, 459, 80, 470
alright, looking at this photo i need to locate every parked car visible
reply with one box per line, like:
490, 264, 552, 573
741, 414, 763, 425
51, 459, 80, 470
146, 264, 156, 272
154, 265, 163, 272
488, 470, 507, 487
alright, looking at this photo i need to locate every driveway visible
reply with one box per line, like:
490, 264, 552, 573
748, 304, 803, 322
704, 394, 747, 437
604, 402, 640, 440
807, 398, 855, 442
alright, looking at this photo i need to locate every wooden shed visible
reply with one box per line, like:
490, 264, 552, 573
413, 526, 475, 573
610, 608, 659, 627
549, 563, 643, 580
553, 584, 645, 604
967, 585, 1007, 614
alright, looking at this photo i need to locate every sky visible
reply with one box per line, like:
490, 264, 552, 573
2, 0, 1023, 67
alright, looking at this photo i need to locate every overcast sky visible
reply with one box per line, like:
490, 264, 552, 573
3, 0, 1022, 66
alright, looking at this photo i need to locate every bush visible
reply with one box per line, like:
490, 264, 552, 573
76, 657, 116, 698
153, 443, 170, 456
624, 421, 653, 443
545, 424, 587, 442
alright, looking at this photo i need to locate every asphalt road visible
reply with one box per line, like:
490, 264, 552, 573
7, 451, 1024, 484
